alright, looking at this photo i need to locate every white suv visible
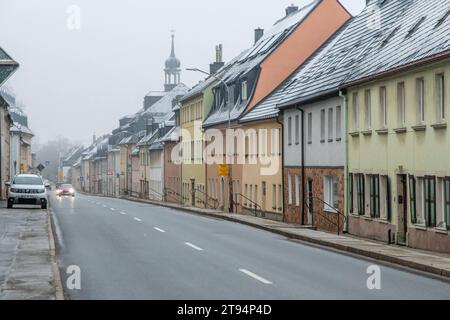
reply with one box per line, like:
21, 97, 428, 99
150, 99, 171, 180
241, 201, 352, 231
7, 174, 49, 209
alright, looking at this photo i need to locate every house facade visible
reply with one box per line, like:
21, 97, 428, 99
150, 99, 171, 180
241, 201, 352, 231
344, 0, 450, 252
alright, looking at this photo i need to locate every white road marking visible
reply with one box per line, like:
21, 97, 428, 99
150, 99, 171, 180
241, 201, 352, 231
103, 205, 107, 208
184, 242, 203, 251
133, 217, 143, 222
110, 208, 115, 211
239, 269, 272, 284
120, 211, 127, 215
154, 227, 166, 233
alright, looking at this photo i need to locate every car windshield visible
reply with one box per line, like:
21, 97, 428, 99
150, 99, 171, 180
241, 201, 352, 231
13, 176, 43, 186
62, 184, 73, 188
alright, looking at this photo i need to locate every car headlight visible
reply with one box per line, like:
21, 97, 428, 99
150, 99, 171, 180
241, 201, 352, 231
38, 189, 46, 194
70, 188, 75, 193
10, 188, 18, 193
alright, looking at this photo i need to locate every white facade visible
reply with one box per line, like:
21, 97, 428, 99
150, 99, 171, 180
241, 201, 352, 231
284, 96, 344, 167
149, 149, 164, 200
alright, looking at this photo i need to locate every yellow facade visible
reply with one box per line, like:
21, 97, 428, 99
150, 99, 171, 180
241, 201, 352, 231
181, 94, 206, 207
241, 120, 283, 218
347, 59, 450, 248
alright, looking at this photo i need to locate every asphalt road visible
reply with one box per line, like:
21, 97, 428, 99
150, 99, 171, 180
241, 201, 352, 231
50, 192, 450, 300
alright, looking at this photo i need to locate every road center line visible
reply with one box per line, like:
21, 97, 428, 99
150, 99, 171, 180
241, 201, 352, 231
110, 208, 115, 211
134, 217, 143, 222
184, 242, 203, 251
120, 211, 127, 215
154, 227, 166, 233
239, 269, 272, 284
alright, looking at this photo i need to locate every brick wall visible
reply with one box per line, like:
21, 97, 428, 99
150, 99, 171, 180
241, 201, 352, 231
284, 166, 344, 233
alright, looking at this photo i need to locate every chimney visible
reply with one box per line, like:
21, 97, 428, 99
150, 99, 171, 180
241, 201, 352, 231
209, 44, 225, 75
254, 28, 264, 44
285, 4, 299, 16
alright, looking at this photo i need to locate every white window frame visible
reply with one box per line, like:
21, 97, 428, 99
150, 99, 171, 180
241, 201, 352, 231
328, 108, 333, 141
365, 89, 372, 130
397, 82, 406, 127
307, 112, 313, 144
295, 175, 300, 207
336, 106, 342, 140
320, 109, 325, 142
288, 175, 293, 206
417, 78, 425, 124
241, 81, 248, 101
323, 176, 338, 213
436, 73, 445, 121
379, 86, 387, 128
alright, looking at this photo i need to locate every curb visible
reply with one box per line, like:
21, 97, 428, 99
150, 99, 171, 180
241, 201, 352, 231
46, 201, 65, 300
83, 192, 450, 280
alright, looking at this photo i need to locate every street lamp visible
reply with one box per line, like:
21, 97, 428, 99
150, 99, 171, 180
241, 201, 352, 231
186, 68, 234, 213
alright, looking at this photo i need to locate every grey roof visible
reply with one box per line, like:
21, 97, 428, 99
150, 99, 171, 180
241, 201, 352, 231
119, 130, 145, 145
142, 83, 189, 116
180, 76, 217, 103
274, 0, 450, 109
202, 0, 321, 127
0, 47, 19, 86
159, 126, 180, 143
344, 0, 450, 85
0, 88, 33, 134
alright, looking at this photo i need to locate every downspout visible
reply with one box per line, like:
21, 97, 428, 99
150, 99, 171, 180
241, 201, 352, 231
339, 89, 349, 233
276, 116, 285, 222
296, 106, 306, 226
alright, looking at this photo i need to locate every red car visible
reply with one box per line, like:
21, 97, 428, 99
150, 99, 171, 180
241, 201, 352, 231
56, 184, 75, 197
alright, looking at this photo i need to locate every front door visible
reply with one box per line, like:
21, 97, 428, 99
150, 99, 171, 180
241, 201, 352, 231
397, 174, 408, 245
262, 182, 266, 211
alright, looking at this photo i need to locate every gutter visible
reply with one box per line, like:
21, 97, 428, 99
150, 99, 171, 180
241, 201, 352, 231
275, 116, 285, 222
339, 89, 349, 233
295, 105, 306, 226
278, 89, 337, 110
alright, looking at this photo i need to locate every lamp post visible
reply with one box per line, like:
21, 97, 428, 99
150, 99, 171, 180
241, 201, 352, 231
186, 68, 233, 213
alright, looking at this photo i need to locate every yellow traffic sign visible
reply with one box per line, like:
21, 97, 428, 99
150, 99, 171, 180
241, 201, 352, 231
218, 164, 229, 177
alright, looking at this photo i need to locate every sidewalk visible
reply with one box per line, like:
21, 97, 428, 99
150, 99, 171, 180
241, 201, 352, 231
0, 205, 62, 300
120, 195, 450, 279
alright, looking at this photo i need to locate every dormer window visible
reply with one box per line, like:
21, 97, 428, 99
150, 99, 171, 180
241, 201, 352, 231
241, 80, 248, 101
215, 89, 222, 108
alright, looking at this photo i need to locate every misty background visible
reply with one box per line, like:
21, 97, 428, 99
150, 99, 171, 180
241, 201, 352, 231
0, 0, 365, 148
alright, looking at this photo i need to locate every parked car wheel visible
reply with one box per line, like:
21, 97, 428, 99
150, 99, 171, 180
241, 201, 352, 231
41, 203, 47, 209
7, 202, 13, 209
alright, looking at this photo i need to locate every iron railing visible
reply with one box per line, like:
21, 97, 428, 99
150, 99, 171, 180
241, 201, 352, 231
305, 196, 346, 235
193, 188, 220, 210
232, 193, 262, 217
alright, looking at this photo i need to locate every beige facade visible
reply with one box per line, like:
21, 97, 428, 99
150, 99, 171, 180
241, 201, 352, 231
347, 59, 450, 252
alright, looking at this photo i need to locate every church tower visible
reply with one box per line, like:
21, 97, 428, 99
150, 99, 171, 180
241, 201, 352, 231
164, 33, 181, 92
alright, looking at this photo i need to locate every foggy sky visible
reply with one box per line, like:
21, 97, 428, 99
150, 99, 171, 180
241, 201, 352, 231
0, 0, 365, 147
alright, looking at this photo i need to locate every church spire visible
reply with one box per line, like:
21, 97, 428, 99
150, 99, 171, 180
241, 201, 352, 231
164, 31, 181, 92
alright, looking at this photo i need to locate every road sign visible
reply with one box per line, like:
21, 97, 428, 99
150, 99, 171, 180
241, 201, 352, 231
218, 164, 229, 177
37, 163, 45, 172
45, 161, 50, 166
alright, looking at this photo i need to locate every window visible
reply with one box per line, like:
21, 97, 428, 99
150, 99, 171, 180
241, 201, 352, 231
369, 175, 380, 218
287, 116, 292, 145
352, 92, 359, 130
336, 106, 342, 140
320, 109, 325, 142
424, 176, 436, 228
356, 174, 365, 215
445, 177, 450, 229
249, 185, 253, 207
417, 78, 425, 123
328, 108, 333, 141
241, 81, 248, 101
324, 176, 338, 212
295, 115, 300, 145
288, 175, 293, 206
254, 185, 258, 208
436, 74, 445, 121
295, 175, 300, 207
379, 87, 387, 128
397, 82, 406, 127
364, 90, 372, 129
307, 113, 312, 144
349, 173, 354, 213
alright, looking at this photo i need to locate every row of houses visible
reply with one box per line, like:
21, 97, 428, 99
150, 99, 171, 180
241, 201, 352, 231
71, 0, 450, 254
0, 47, 35, 200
